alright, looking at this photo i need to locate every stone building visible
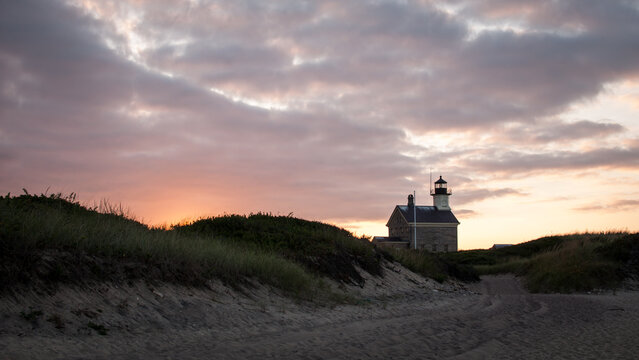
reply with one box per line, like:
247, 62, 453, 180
373, 176, 459, 252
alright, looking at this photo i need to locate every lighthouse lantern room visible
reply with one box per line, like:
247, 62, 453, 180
431, 176, 451, 210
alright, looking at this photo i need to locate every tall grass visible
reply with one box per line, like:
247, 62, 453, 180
0, 193, 317, 296
474, 258, 529, 276
524, 237, 621, 293
385, 248, 479, 283
445, 232, 639, 293
174, 214, 383, 284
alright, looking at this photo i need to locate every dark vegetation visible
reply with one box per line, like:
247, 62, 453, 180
382, 248, 479, 283
1, 192, 475, 298
173, 215, 382, 286
5, 192, 635, 296
443, 232, 639, 293
1, 192, 318, 297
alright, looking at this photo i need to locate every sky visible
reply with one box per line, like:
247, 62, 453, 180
1, 0, 639, 249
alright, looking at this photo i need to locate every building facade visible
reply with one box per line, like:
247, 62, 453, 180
373, 176, 459, 252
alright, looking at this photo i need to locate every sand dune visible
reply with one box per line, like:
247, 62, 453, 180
2, 265, 639, 359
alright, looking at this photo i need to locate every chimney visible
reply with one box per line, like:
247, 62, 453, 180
407, 194, 414, 207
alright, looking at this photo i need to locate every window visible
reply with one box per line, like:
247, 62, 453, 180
444, 244, 449, 252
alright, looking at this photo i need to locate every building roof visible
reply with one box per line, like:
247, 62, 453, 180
395, 205, 459, 224
434, 176, 447, 184
372, 236, 408, 243
491, 244, 513, 249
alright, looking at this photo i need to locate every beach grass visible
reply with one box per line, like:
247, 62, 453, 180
173, 213, 383, 285
384, 248, 479, 283
445, 232, 639, 293
524, 233, 634, 293
0, 192, 319, 297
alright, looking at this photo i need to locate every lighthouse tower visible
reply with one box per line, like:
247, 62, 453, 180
431, 176, 451, 210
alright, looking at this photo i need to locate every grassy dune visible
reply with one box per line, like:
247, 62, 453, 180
0, 192, 474, 299
4, 193, 634, 295
1, 193, 319, 297
444, 232, 639, 293
172, 214, 383, 286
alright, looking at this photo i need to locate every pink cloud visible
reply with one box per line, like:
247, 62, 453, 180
2, 0, 639, 238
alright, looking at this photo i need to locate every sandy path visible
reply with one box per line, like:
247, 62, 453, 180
3, 275, 639, 359
183, 275, 639, 359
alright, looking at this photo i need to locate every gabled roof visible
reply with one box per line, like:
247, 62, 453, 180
372, 236, 407, 243
391, 205, 459, 225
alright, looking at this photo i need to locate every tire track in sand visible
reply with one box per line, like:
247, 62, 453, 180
175, 275, 639, 360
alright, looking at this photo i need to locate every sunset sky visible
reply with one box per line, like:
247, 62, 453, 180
2, 0, 639, 249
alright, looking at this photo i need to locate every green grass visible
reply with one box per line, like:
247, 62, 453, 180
0, 193, 319, 297
441, 234, 578, 267
383, 248, 479, 283
444, 232, 639, 293
474, 258, 530, 275
173, 214, 383, 285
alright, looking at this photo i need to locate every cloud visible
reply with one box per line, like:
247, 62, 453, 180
462, 145, 639, 174
454, 209, 478, 218
35, 0, 639, 134
501, 120, 626, 144
133, 0, 637, 130
0, 0, 430, 222
458, 0, 639, 36
453, 187, 527, 206
2, 0, 639, 232
573, 199, 639, 212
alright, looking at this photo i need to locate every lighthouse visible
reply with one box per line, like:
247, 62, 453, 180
431, 175, 451, 210
375, 175, 460, 252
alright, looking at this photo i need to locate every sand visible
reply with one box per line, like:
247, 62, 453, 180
2, 263, 639, 359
